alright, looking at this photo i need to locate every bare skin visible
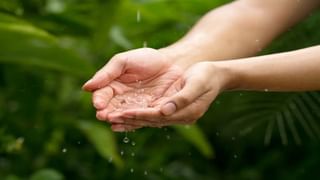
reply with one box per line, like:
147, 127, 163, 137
83, 0, 320, 132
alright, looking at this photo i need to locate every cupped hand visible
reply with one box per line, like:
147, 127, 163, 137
82, 48, 184, 130
110, 61, 229, 132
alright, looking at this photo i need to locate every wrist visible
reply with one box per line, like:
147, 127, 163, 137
159, 43, 204, 71
212, 60, 241, 91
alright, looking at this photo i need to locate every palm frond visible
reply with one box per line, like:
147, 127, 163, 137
214, 91, 320, 145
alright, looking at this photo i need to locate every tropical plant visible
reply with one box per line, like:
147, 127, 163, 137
0, 0, 319, 179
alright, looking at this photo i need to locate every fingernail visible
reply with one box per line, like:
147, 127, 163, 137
161, 102, 176, 116
83, 79, 93, 88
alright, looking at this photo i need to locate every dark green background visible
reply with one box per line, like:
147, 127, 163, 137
1, 0, 320, 179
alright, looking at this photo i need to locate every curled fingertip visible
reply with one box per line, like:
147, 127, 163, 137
82, 79, 94, 91
161, 102, 177, 116
93, 100, 105, 110
96, 111, 105, 121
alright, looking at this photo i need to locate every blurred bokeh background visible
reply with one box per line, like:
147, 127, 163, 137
1, 0, 320, 179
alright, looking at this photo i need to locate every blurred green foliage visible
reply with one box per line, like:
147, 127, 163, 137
0, 0, 320, 179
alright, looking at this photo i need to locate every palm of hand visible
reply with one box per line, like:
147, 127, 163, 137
107, 66, 182, 113
94, 48, 183, 118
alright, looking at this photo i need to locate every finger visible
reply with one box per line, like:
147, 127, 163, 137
129, 97, 210, 125
82, 54, 127, 91
120, 108, 185, 126
121, 108, 162, 121
108, 110, 158, 124
115, 117, 164, 127
96, 108, 115, 122
111, 123, 142, 132
92, 86, 114, 110
166, 92, 215, 124
160, 77, 208, 116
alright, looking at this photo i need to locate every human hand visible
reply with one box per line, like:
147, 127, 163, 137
109, 61, 230, 132
82, 48, 184, 130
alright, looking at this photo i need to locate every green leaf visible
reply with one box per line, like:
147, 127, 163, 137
218, 91, 320, 145
0, 12, 94, 77
174, 125, 214, 158
30, 169, 64, 180
78, 120, 123, 168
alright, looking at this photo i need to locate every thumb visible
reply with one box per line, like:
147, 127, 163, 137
161, 77, 207, 116
82, 54, 126, 91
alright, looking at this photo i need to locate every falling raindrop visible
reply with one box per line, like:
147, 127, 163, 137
144, 170, 148, 175
160, 168, 163, 173
264, 89, 269, 92
233, 154, 238, 159
108, 157, 113, 163
232, 137, 236, 141
120, 150, 124, 156
62, 148, 67, 153
166, 135, 171, 140
123, 136, 130, 143
143, 41, 148, 47
131, 141, 136, 146
131, 152, 135, 157
130, 168, 134, 173
216, 132, 220, 136
136, 10, 141, 22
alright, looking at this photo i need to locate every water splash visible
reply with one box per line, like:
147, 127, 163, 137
113, 88, 154, 111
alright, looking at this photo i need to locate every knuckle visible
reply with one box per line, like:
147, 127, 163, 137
113, 53, 126, 61
176, 95, 190, 107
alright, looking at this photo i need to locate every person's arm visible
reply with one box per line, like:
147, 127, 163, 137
83, 0, 320, 91
160, 0, 320, 69
112, 45, 320, 132
219, 45, 320, 92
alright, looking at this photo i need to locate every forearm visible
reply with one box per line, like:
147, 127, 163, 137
218, 45, 320, 91
160, 0, 319, 70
